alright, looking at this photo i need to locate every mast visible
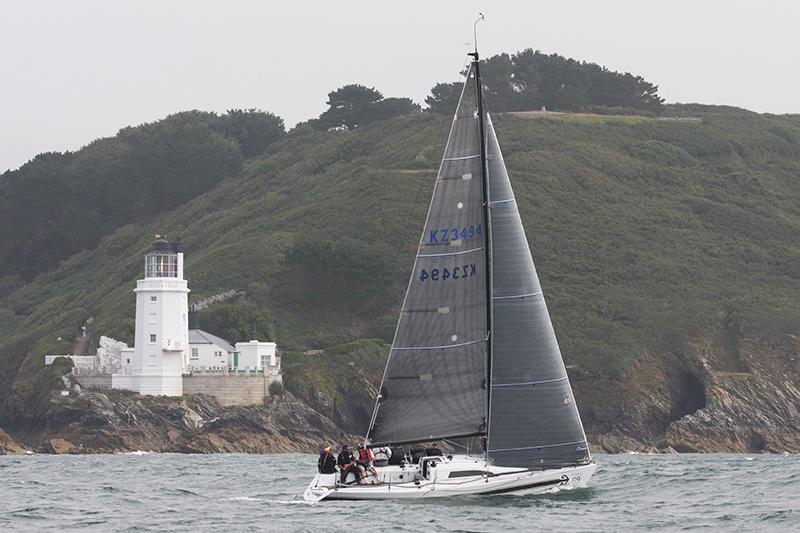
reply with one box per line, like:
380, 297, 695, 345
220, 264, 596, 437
468, 13, 492, 462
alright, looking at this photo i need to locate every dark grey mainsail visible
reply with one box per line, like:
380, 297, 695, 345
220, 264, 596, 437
367, 63, 489, 446
484, 114, 590, 468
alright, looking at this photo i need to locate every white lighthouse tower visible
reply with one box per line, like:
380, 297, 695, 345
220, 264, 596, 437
112, 237, 189, 395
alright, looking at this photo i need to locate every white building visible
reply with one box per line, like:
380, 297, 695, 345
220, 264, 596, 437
112, 237, 189, 396
188, 329, 235, 370
235, 340, 278, 373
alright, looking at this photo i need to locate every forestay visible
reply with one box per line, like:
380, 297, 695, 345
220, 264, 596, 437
367, 63, 488, 446
484, 114, 590, 468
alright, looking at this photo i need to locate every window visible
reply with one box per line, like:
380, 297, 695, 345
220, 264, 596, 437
145, 253, 178, 278
150, 296, 157, 302
191, 348, 198, 359
150, 334, 156, 343
126, 358, 130, 364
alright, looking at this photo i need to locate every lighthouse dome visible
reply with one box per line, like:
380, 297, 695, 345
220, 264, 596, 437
145, 237, 180, 278
151, 238, 173, 253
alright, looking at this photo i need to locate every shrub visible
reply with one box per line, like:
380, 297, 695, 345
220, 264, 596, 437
268, 380, 284, 396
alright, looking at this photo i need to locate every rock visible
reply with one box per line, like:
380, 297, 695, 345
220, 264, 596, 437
0, 429, 27, 454
11, 390, 354, 454
96, 335, 127, 373
180, 400, 205, 430
48, 438, 77, 454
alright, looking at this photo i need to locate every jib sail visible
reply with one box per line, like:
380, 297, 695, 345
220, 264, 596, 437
484, 114, 590, 468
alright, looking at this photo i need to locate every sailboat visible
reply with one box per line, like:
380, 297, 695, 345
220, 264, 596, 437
303, 46, 596, 502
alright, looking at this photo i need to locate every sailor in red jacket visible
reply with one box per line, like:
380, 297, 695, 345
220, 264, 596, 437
356, 443, 380, 482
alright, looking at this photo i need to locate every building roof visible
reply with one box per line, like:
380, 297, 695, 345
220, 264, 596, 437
188, 329, 236, 353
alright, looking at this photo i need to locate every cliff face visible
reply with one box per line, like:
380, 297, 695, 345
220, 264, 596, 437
581, 334, 800, 453
1, 391, 355, 454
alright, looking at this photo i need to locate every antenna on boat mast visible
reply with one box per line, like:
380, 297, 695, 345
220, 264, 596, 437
472, 13, 485, 57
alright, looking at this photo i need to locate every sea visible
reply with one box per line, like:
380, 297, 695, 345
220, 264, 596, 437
1, 453, 797, 532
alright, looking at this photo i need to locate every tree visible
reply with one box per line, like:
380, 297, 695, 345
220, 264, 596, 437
318, 84, 384, 130
316, 85, 419, 130
214, 109, 285, 158
424, 48, 664, 115
372, 97, 420, 121
425, 82, 462, 115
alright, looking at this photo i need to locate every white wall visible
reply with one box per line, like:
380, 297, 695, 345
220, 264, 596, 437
234, 341, 277, 371
188, 342, 231, 371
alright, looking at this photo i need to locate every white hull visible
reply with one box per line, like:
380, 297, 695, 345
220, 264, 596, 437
303, 455, 596, 502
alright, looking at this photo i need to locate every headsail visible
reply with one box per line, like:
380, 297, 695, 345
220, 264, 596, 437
367, 63, 488, 446
485, 114, 590, 468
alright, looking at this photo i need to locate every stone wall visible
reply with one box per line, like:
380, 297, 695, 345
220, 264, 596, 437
182, 373, 267, 406
73, 373, 113, 390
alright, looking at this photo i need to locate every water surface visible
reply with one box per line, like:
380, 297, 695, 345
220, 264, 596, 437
1, 453, 797, 531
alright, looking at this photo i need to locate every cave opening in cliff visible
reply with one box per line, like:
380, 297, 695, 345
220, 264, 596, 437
670, 371, 707, 421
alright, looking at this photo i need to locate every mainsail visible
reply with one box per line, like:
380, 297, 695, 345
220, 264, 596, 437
368, 57, 590, 470
368, 63, 489, 446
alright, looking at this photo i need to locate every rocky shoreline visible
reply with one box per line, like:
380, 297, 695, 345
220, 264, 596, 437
2, 332, 798, 456
0, 391, 357, 455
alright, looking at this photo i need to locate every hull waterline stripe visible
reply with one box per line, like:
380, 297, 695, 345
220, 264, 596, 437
481, 477, 564, 495
393, 338, 485, 351
492, 376, 568, 388
418, 247, 484, 258
489, 440, 586, 453
492, 291, 542, 300
443, 154, 481, 161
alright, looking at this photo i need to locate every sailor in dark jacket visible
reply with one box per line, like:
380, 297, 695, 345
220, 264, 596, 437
337, 444, 364, 484
318, 446, 337, 474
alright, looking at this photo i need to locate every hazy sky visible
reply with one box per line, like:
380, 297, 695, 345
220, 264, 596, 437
2, 0, 799, 172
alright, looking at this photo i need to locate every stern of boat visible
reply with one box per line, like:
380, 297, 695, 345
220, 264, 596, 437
302, 473, 337, 502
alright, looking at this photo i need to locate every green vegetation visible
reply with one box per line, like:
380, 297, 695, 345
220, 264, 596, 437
268, 380, 284, 396
427, 49, 664, 115
282, 339, 389, 433
197, 301, 275, 344
1, 60, 799, 422
314, 85, 420, 130
0, 109, 284, 281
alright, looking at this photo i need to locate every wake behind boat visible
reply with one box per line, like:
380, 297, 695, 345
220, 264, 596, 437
304, 36, 596, 502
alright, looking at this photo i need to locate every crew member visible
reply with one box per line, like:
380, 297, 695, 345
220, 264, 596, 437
337, 444, 364, 484
357, 443, 380, 481
318, 445, 337, 474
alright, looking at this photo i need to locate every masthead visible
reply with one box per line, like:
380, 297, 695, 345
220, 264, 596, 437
469, 13, 485, 60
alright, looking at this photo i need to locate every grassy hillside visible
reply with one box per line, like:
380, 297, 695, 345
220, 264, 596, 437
2, 104, 800, 419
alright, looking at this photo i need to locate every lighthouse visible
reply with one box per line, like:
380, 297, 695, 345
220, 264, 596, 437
112, 237, 189, 395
